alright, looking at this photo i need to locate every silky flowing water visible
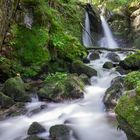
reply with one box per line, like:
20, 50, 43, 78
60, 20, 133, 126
82, 11, 93, 47
0, 12, 128, 140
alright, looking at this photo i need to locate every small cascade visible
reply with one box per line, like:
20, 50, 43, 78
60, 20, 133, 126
82, 12, 93, 47
100, 15, 118, 48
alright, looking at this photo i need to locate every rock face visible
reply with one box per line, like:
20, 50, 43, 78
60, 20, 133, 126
106, 52, 120, 63
49, 125, 71, 140
103, 76, 124, 110
72, 60, 97, 77
38, 74, 84, 102
0, 0, 19, 46
2, 77, 30, 102
103, 61, 114, 69
0, 92, 14, 108
28, 122, 46, 135
86, 4, 102, 38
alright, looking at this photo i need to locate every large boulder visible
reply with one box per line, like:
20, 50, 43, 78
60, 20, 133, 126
115, 90, 140, 140
28, 122, 46, 135
38, 73, 84, 102
0, 92, 14, 108
72, 60, 97, 77
119, 51, 140, 70
103, 76, 124, 110
103, 61, 114, 69
2, 77, 30, 102
49, 125, 71, 140
24, 135, 46, 140
106, 52, 121, 63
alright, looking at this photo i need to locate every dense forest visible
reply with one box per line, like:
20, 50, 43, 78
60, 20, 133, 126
0, 0, 140, 140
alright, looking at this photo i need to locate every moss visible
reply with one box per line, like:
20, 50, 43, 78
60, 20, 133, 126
115, 91, 140, 137
0, 92, 15, 108
2, 77, 30, 102
124, 71, 140, 90
11, 25, 50, 66
120, 51, 140, 70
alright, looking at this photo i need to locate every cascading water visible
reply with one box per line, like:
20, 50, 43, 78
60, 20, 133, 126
82, 12, 93, 47
99, 15, 118, 48
0, 11, 128, 140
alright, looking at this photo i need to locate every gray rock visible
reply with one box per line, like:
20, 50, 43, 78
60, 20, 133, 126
106, 52, 120, 62
49, 125, 71, 140
28, 122, 46, 135
103, 76, 124, 110
89, 51, 100, 60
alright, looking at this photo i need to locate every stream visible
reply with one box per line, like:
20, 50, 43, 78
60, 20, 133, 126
0, 12, 128, 140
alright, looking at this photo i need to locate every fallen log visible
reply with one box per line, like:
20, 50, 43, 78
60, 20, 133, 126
86, 47, 138, 52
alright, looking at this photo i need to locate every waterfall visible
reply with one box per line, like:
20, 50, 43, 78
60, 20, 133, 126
83, 12, 93, 47
100, 15, 118, 48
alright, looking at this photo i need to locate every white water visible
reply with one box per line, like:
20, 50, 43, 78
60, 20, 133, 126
0, 51, 127, 140
100, 15, 118, 48
82, 12, 93, 47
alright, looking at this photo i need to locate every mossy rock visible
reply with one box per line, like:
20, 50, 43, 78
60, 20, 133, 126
103, 61, 114, 69
0, 56, 13, 82
72, 60, 97, 77
115, 90, 140, 139
0, 92, 15, 109
124, 71, 140, 90
120, 51, 140, 70
24, 135, 46, 140
28, 122, 46, 135
49, 125, 71, 140
37, 73, 84, 102
103, 76, 124, 110
2, 77, 30, 102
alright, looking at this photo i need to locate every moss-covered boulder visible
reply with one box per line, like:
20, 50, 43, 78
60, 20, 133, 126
103, 76, 124, 110
72, 60, 97, 77
103, 61, 114, 69
24, 135, 46, 140
2, 77, 30, 102
115, 90, 140, 140
115, 71, 140, 139
124, 71, 140, 90
28, 122, 46, 135
49, 125, 71, 140
120, 51, 140, 70
37, 73, 84, 102
0, 92, 14, 108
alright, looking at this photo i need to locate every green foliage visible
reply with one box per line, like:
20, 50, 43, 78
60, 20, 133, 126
11, 25, 50, 66
45, 72, 68, 86
50, 32, 86, 61
124, 71, 140, 90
